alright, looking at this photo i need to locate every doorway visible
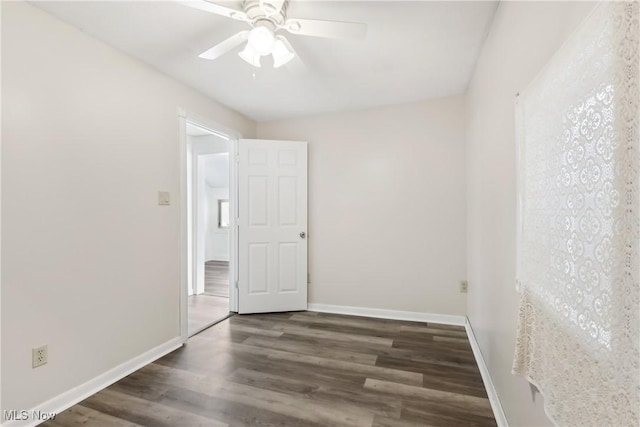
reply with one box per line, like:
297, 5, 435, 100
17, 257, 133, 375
182, 117, 238, 337
180, 114, 308, 339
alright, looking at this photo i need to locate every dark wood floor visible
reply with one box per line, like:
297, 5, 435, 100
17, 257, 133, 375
45, 312, 496, 427
205, 261, 229, 298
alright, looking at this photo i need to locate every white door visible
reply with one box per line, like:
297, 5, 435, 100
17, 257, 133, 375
238, 139, 308, 314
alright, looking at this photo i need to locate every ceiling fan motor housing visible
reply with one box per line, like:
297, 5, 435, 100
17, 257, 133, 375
243, 0, 288, 25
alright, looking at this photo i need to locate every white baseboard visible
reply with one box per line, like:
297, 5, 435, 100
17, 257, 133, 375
307, 303, 466, 326
2, 337, 183, 427
465, 317, 509, 427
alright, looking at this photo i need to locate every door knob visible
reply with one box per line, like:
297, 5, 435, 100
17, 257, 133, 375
300, 232, 306, 239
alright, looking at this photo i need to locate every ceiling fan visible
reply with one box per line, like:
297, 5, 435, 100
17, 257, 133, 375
181, 0, 367, 68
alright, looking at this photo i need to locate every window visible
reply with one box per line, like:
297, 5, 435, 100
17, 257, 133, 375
218, 199, 230, 228
512, 3, 638, 426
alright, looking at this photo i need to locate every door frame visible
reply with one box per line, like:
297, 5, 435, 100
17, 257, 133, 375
178, 109, 240, 342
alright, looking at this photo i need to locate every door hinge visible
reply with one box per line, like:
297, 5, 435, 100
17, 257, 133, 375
235, 280, 239, 289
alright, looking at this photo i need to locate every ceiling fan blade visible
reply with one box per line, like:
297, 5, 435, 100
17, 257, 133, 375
282, 18, 367, 40
199, 31, 249, 60
180, 1, 249, 22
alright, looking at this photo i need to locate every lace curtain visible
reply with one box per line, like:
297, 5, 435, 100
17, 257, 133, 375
512, 2, 639, 426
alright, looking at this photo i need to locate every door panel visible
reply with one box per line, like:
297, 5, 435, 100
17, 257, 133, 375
239, 139, 308, 314
248, 243, 269, 294
278, 243, 298, 292
278, 177, 297, 225
248, 176, 268, 226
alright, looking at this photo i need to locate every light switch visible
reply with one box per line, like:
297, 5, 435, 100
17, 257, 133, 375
158, 191, 170, 206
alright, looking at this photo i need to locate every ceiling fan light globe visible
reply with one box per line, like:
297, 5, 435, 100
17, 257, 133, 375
239, 44, 261, 67
248, 26, 275, 56
272, 39, 295, 68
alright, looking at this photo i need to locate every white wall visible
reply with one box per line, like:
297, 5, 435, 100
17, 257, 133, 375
1, 1, 255, 416
205, 185, 230, 262
0, 2, 3, 417
465, 2, 597, 426
258, 96, 467, 315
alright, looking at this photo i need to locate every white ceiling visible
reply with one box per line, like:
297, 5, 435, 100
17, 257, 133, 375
33, 1, 498, 122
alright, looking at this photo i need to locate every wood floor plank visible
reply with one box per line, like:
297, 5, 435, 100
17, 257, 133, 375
229, 323, 285, 337
270, 322, 395, 346
278, 328, 398, 356
228, 350, 371, 389
364, 378, 494, 418
44, 405, 143, 427
399, 325, 469, 337
392, 337, 475, 357
423, 322, 466, 331
375, 355, 486, 392
402, 401, 498, 427
377, 354, 482, 379
243, 334, 379, 365
189, 379, 376, 427
312, 311, 441, 328
232, 341, 424, 386
229, 368, 403, 419
306, 321, 443, 341
372, 414, 438, 427
157, 385, 323, 427
79, 388, 227, 427
158, 338, 374, 393
108, 375, 168, 402
226, 315, 284, 330
117, 362, 208, 397
434, 334, 473, 344
240, 312, 297, 323
49, 311, 496, 427
288, 313, 410, 332
159, 340, 370, 390
267, 328, 479, 373
373, 344, 479, 370
291, 312, 459, 337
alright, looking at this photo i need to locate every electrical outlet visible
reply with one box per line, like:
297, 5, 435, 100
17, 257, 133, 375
460, 280, 468, 293
32, 345, 48, 368
158, 191, 170, 206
